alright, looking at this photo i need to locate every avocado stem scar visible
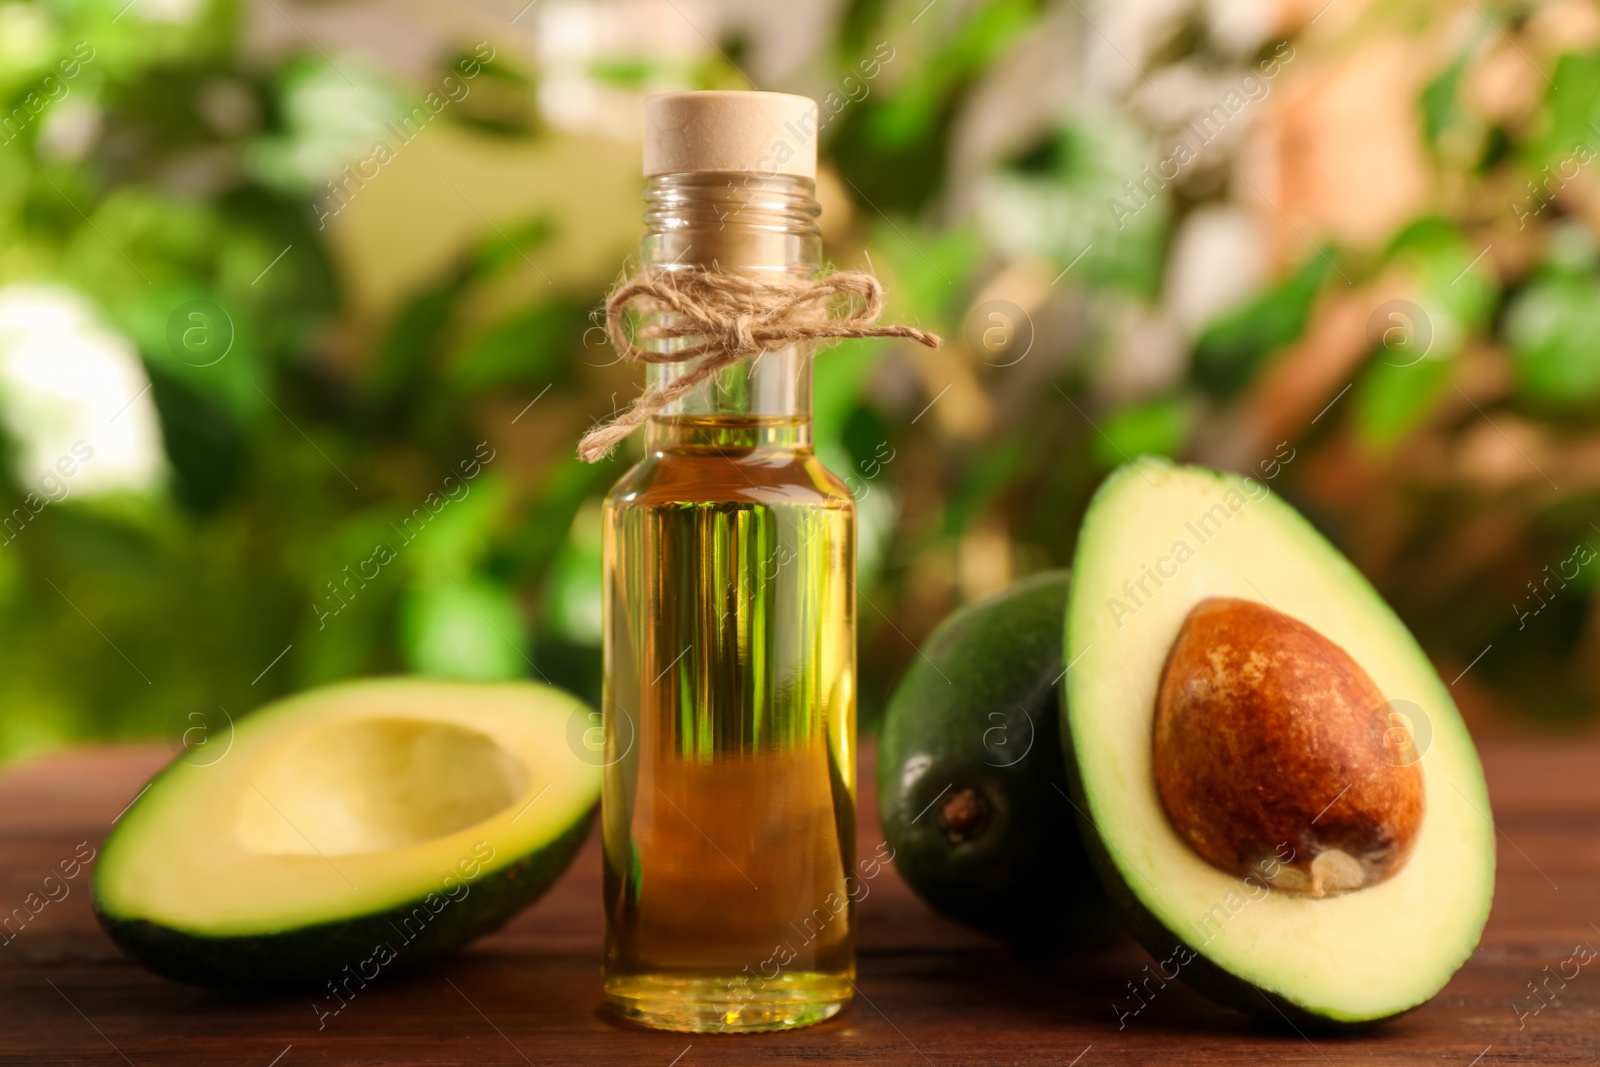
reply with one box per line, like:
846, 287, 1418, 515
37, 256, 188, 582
937, 787, 990, 843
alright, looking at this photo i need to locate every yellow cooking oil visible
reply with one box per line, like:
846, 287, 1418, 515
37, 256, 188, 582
596, 97, 858, 1033
601, 413, 856, 1032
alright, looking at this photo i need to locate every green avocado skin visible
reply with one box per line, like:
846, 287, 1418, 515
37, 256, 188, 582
94, 805, 595, 990
877, 571, 1114, 950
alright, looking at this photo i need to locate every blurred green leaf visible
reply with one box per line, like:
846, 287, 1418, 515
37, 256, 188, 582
1385, 218, 1496, 332
1529, 52, 1600, 171
1353, 355, 1454, 451
468, 217, 555, 278
1094, 395, 1192, 465
146, 366, 247, 514
364, 262, 472, 412
504, 456, 613, 587
1505, 271, 1600, 404
246, 58, 405, 196
452, 299, 586, 392
400, 574, 527, 681
830, 0, 1038, 213
1193, 253, 1331, 395
876, 219, 981, 321
543, 501, 602, 646
588, 59, 657, 90
813, 337, 880, 463
866, 0, 1035, 149
450, 46, 539, 136
980, 112, 1168, 297
1421, 54, 1468, 147
944, 440, 1024, 537
395, 472, 511, 582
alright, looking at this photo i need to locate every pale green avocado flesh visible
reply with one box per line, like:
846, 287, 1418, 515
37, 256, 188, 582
93, 678, 600, 988
1064, 460, 1494, 1026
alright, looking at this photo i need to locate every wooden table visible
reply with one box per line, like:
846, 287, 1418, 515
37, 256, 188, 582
1, 741, 1595, 1065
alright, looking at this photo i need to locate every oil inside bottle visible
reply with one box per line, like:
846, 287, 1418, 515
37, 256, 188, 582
601, 413, 856, 1032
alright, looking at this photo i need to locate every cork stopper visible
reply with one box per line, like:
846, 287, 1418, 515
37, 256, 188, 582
643, 91, 819, 180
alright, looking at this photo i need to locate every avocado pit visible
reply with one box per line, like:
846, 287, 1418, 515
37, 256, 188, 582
1152, 597, 1424, 897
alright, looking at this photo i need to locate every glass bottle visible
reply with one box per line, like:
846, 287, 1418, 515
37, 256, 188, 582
599, 93, 856, 1033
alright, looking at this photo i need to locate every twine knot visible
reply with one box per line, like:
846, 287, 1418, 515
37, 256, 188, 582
577, 269, 942, 462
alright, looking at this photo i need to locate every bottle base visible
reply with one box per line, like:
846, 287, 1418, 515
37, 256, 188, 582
604, 972, 853, 1034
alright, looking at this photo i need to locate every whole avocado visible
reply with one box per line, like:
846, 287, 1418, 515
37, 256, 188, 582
877, 571, 1113, 950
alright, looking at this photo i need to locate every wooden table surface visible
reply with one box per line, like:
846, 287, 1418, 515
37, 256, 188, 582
0, 740, 1595, 1066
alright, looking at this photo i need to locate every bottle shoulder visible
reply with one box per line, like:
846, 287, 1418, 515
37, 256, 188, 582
604, 449, 854, 510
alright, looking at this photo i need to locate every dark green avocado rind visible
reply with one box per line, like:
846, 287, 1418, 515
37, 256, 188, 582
1059, 461, 1466, 1029
93, 804, 595, 990
877, 571, 1114, 951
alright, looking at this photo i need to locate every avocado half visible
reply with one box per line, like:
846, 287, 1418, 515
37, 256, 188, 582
1063, 461, 1494, 1026
878, 571, 1114, 951
94, 678, 599, 988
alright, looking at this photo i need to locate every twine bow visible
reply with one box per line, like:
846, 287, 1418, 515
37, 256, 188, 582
577, 269, 942, 462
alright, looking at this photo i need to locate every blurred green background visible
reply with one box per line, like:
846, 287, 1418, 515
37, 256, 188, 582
2, 0, 1597, 763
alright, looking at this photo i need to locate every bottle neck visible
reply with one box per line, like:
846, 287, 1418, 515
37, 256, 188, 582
639, 172, 822, 452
